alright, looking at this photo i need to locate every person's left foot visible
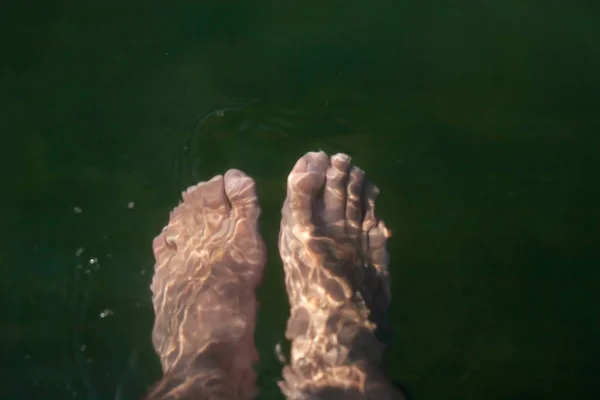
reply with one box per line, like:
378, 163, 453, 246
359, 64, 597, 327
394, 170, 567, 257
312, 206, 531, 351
146, 170, 266, 400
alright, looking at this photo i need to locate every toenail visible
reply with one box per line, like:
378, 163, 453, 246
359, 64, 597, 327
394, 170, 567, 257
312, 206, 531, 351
306, 160, 323, 173
333, 153, 351, 164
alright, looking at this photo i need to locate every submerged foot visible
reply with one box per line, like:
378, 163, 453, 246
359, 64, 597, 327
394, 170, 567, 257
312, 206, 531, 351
278, 151, 403, 399
146, 170, 266, 400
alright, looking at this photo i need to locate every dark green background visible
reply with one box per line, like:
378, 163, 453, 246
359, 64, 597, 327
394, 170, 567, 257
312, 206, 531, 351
1, 0, 598, 399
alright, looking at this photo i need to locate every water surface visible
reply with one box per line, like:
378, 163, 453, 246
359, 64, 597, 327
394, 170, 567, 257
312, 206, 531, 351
1, 1, 599, 399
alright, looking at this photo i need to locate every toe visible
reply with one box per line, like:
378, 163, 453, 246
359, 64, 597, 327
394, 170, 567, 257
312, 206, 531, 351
320, 153, 351, 226
224, 169, 260, 221
360, 182, 393, 324
345, 166, 365, 235
361, 182, 383, 256
361, 182, 392, 277
224, 169, 266, 271
368, 221, 391, 274
285, 151, 330, 228
368, 220, 392, 305
181, 175, 231, 216
361, 182, 380, 233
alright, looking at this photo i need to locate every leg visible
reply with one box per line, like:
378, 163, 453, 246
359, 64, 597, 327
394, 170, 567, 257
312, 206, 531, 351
144, 170, 266, 400
278, 151, 405, 399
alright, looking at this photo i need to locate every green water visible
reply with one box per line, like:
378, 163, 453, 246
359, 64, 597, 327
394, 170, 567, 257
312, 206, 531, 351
1, 0, 599, 399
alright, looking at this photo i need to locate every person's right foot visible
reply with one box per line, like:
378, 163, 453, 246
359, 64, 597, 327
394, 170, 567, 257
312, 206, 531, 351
278, 151, 404, 399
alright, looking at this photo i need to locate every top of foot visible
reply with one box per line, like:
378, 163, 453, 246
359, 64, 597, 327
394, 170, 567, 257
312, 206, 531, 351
278, 151, 395, 397
149, 169, 266, 400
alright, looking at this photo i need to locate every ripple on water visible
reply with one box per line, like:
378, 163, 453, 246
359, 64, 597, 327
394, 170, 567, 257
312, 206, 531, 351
125, 98, 368, 203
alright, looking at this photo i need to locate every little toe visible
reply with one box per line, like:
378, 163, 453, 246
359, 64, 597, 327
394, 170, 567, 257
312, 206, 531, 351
361, 182, 392, 278
361, 182, 381, 233
320, 153, 352, 226
368, 221, 391, 275
345, 166, 365, 235
285, 151, 330, 228
366, 220, 392, 317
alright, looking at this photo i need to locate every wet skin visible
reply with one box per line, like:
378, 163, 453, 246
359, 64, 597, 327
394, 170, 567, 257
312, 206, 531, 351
144, 151, 404, 399
145, 170, 266, 400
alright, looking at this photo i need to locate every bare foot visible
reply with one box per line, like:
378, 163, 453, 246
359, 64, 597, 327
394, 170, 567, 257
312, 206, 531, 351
278, 151, 404, 399
145, 170, 266, 400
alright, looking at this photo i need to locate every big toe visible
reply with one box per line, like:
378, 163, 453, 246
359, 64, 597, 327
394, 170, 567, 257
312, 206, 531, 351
224, 169, 260, 221
182, 174, 231, 215
284, 151, 330, 228
320, 153, 352, 227
223, 169, 266, 270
